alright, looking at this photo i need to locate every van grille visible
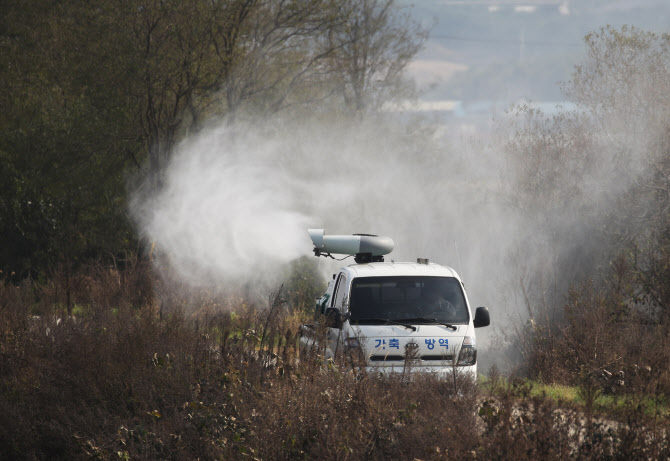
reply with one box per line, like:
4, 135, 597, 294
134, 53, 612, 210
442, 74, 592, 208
369, 355, 404, 362
419, 355, 454, 361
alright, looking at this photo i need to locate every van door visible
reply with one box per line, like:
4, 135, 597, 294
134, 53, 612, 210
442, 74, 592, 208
327, 273, 348, 358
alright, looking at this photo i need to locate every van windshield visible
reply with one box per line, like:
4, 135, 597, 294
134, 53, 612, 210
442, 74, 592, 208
349, 276, 469, 325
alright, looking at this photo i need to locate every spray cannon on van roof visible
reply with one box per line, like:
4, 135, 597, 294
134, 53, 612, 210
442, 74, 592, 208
308, 229, 394, 264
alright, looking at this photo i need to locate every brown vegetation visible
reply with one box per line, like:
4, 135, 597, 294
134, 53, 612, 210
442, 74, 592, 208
1, 264, 668, 460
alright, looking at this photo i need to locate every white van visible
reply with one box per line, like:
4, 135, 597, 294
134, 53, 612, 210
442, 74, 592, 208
301, 230, 490, 377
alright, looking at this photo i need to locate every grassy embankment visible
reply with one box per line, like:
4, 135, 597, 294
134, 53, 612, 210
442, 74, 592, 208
479, 376, 670, 419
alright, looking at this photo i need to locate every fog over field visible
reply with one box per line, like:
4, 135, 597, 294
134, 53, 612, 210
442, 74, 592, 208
131, 1, 670, 372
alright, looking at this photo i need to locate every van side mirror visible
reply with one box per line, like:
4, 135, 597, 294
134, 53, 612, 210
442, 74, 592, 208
324, 308, 349, 329
474, 307, 490, 328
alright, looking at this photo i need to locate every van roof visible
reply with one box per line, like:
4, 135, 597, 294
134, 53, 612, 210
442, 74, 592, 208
342, 261, 461, 280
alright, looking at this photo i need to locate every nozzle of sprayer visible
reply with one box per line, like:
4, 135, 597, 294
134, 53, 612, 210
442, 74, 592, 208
308, 229, 394, 259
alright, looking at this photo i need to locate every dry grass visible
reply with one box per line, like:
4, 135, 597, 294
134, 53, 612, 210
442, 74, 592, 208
0, 264, 668, 460
506, 276, 670, 399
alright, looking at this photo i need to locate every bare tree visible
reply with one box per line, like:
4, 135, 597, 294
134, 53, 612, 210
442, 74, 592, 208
504, 26, 670, 321
566, 26, 670, 151
219, 0, 348, 116
324, 0, 427, 114
109, 0, 258, 190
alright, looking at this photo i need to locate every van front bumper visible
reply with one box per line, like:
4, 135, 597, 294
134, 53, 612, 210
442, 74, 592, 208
364, 363, 477, 379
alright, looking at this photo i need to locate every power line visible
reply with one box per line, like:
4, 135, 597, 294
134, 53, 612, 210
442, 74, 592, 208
437, 1, 562, 5
430, 34, 582, 47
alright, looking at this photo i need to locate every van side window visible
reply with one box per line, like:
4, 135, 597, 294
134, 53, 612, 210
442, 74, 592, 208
332, 274, 348, 310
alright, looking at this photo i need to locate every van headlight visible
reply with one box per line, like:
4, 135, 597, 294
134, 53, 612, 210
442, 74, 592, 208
457, 336, 477, 366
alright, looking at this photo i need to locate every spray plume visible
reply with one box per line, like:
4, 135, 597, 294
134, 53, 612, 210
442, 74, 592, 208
131, 117, 509, 299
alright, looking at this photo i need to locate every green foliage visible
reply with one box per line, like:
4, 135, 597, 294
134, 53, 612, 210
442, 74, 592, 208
0, 2, 141, 279
284, 256, 326, 312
